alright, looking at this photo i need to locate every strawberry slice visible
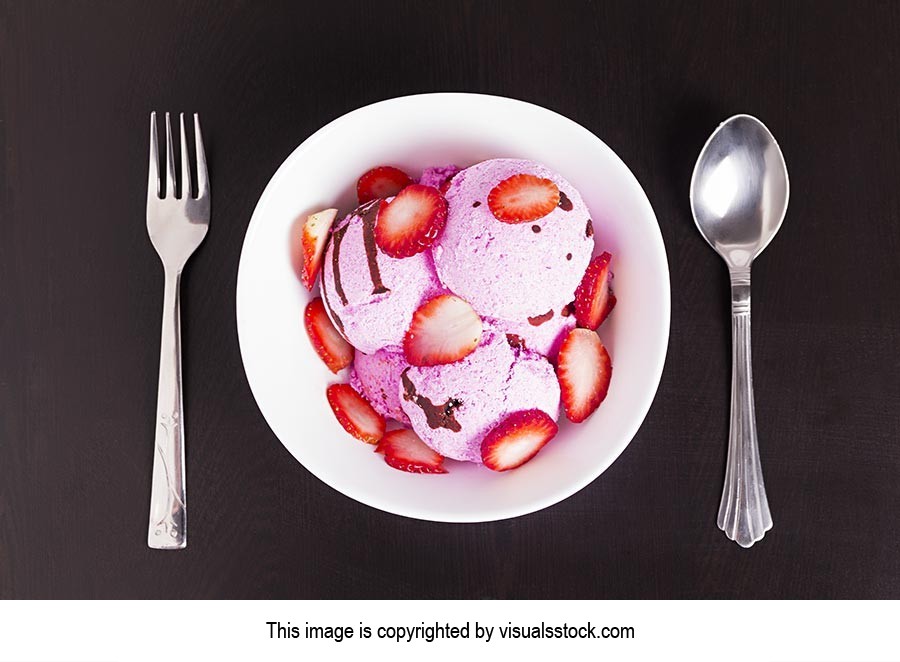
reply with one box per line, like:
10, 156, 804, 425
375, 429, 448, 474
487, 174, 560, 223
481, 409, 559, 471
374, 184, 448, 258
574, 252, 617, 330
403, 294, 482, 366
326, 383, 385, 444
357, 166, 412, 204
557, 328, 612, 423
439, 174, 455, 194
304, 297, 353, 373
300, 208, 338, 290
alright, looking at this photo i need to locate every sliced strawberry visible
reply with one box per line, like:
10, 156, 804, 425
304, 297, 353, 373
403, 294, 482, 366
375, 429, 448, 474
439, 173, 456, 194
326, 383, 385, 444
300, 208, 338, 290
557, 328, 612, 423
481, 409, 558, 471
357, 166, 412, 204
574, 252, 617, 330
374, 184, 448, 258
487, 174, 560, 223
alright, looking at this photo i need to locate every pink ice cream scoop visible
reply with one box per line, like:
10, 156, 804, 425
320, 200, 443, 353
489, 302, 577, 358
350, 346, 410, 424
399, 325, 560, 463
418, 164, 460, 190
433, 158, 594, 324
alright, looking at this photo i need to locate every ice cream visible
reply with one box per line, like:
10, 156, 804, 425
418, 165, 460, 190
434, 158, 594, 323
488, 303, 576, 358
305, 158, 614, 473
399, 325, 560, 463
350, 346, 410, 425
320, 200, 443, 353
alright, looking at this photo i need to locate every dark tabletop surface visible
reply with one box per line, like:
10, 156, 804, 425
2, 0, 899, 600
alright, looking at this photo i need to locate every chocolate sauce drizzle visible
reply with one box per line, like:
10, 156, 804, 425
359, 202, 389, 295
330, 308, 345, 336
319, 277, 345, 335
330, 224, 350, 306
506, 334, 526, 350
585, 219, 594, 237
558, 190, 573, 211
329, 201, 390, 305
528, 310, 554, 326
401, 369, 462, 432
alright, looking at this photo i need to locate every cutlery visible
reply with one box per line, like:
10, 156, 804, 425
690, 114, 789, 548
146, 112, 210, 549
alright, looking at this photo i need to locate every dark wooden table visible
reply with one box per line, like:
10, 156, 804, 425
2, 0, 899, 599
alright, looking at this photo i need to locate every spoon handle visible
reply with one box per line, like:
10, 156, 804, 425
718, 268, 773, 547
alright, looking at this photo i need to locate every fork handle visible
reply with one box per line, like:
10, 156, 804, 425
718, 268, 773, 548
147, 269, 187, 549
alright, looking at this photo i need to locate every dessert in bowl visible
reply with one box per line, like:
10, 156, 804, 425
307, 157, 614, 471
236, 93, 669, 521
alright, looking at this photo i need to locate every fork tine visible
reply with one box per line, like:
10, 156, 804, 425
148, 112, 160, 198
193, 114, 209, 198
164, 112, 176, 197
179, 113, 192, 199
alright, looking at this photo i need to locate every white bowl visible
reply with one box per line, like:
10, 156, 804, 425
236, 93, 670, 522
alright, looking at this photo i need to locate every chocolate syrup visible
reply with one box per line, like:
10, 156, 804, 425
320, 281, 346, 335
401, 369, 462, 432
333, 309, 345, 334
330, 224, 350, 306
506, 334, 526, 350
359, 202, 389, 295
528, 310, 554, 326
558, 190, 573, 211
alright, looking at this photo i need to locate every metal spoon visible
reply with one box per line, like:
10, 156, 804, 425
690, 114, 789, 548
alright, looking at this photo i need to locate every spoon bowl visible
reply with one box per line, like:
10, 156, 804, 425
691, 114, 789, 268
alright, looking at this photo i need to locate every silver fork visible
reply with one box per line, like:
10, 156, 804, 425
146, 112, 210, 549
